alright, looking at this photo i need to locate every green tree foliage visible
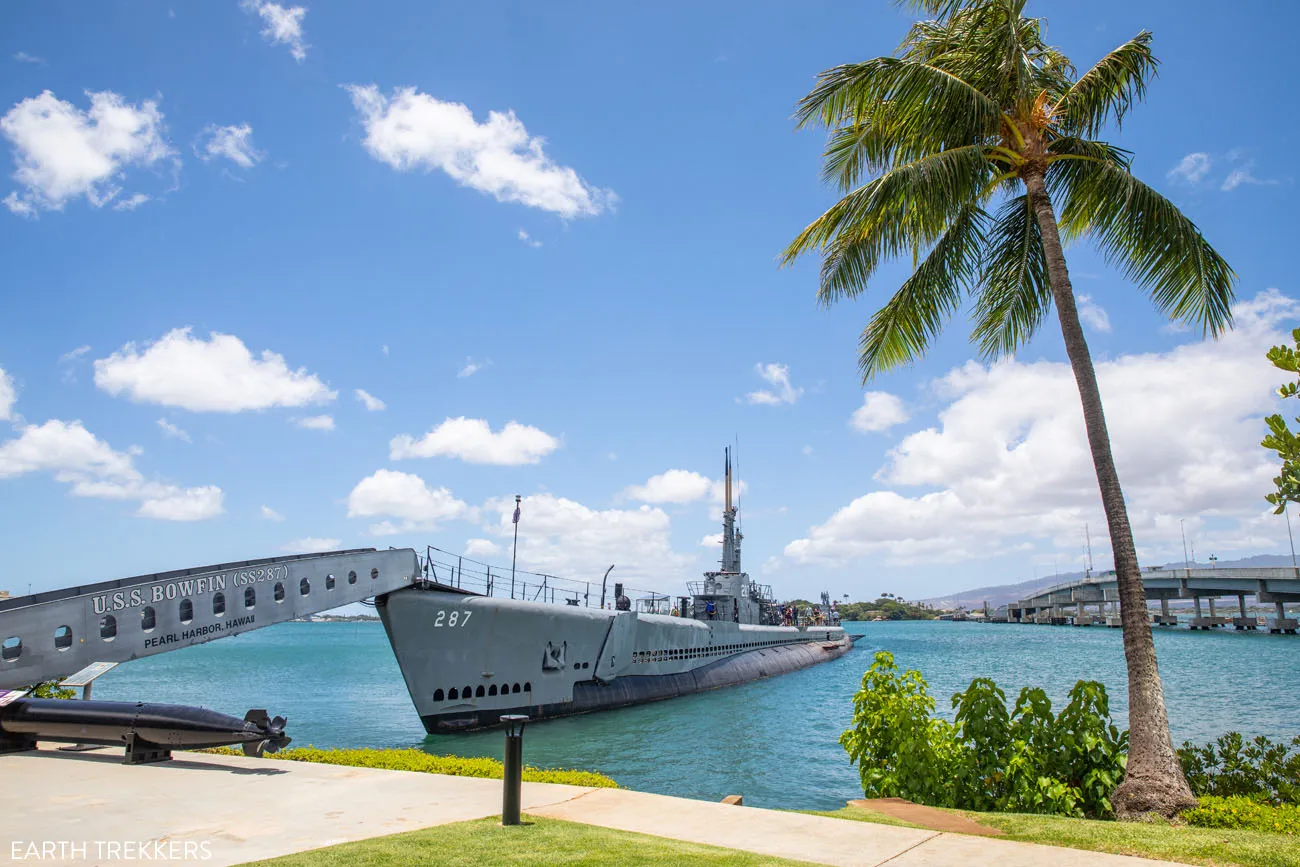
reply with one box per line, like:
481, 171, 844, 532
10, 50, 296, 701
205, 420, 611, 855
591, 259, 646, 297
27, 680, 75, 699
839, 598, 933, 620
841, 652, 1127, 817
1263, 329, 1300, 512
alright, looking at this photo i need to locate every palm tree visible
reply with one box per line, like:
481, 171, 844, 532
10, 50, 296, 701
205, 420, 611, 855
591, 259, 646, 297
784, 0, 1234, 818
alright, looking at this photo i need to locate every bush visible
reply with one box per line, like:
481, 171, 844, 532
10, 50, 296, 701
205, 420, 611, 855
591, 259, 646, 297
840, 652, 1127, 818
27, 680, 75, 699
1178, 733, 1300, 805
202, 746, 618, 788
1182, 796, 1300, 835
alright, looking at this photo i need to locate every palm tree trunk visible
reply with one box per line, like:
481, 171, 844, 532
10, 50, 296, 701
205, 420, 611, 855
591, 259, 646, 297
1023, 170, 1196, 819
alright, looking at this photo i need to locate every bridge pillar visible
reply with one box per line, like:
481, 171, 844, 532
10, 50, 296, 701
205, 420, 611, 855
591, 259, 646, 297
1153, 596, 1176, 626
1233, 594, 1256, 631
1272, 601, 1298, 635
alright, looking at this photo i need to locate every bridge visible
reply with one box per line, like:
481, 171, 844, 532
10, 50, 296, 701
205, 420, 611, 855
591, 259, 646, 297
994, 567, 1300, 633
0, 548, 422, 691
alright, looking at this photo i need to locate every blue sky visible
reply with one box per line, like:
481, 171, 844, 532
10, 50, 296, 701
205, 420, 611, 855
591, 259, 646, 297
1, 0, 1296, 603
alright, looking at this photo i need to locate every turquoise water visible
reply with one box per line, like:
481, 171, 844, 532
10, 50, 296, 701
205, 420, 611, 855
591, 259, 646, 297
90, 620, 1300, 810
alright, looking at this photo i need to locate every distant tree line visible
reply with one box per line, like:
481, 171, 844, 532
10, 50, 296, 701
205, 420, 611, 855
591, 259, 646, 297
784, 597, 935, 621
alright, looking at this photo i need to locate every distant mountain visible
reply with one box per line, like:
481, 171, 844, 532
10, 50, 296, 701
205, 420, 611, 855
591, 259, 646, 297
924, 553, 1299, 610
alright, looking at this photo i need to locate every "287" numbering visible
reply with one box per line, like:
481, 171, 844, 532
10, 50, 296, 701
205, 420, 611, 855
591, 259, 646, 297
433, 610, 472, 628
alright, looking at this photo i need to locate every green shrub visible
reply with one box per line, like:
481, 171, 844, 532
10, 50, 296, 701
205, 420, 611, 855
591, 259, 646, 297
202, 746, 617, 788
27, 680, 75, 699
841, 652, 1127, 818
1178, 733, 1300, 805
1182, 796, 1300, 835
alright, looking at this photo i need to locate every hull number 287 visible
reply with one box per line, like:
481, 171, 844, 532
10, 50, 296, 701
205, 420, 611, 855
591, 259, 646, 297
433, 610, 472, 628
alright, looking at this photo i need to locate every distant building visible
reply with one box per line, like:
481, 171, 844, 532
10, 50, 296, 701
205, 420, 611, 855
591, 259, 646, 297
0, 590, 9, 601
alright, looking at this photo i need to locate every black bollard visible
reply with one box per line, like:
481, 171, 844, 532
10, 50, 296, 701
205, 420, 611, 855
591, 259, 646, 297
500, 714, 529, 826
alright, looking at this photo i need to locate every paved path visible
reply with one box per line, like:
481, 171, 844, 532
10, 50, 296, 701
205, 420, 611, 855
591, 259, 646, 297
2, 746, 1181, 867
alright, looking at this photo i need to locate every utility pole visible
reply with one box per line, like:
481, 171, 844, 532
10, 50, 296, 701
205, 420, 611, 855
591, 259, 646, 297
1085, 523, 1094, 578
1180, 519, 1190, 575
511, 495, 521, 593
1284, 509, 1294, 577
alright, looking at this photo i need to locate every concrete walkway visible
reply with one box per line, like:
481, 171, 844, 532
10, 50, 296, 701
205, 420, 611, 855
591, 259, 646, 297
1, 746, 1180, 867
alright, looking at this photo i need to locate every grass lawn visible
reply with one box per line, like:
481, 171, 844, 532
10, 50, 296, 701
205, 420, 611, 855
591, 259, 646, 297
809, 805, 1300, 867
235, 816, 824, 867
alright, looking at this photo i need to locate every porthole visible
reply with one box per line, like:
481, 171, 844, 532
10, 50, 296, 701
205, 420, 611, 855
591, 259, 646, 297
463, 685, 472, 699
54, 625, 72, 651
370, 568, 379, 581
348, 571, 357, 585
523, 681, 531, 692
475, 685, 485, 698
213, 592, 226, 617
488, 684, 498, 696
179, 599, 193, 625
326, 574, 336, 590
448, 687, 458, 700
142, 606, 157, 632
433, 689, 445, 701
244, 587, 256, 609
1, 637, 20, 662
274, 582, 285, 603
100, 614, 117, 641
299, 577, 311, 596
511, 683, 521, 694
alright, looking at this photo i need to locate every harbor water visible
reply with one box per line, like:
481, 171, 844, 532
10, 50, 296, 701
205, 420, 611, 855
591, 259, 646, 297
91, 620, 1300, 810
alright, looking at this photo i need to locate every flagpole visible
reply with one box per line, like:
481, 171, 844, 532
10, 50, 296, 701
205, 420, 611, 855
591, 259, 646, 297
511, 495, 521, 595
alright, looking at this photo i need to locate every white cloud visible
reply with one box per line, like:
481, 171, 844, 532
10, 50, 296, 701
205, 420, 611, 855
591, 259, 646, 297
1076, 294, 1112, 333
243, 1, 308, 62
458, 357, 486, 378
355, 389, 386, 411
745, 363, 803, 406
391, 417, 560, 465
802, 445, 814, 456
2, 90, 174, 216
112, 193, 150, 211
0, 418, 222, 520
0, 367, 15, 421
294, 414, 334, 431
1221, 161, 1276, 192
59, 345, 91, 364
517, 229, 542, 248
156, 417, 190, 442
700, 532, 723, 547
94, 327, 336, 412
345, 85, 616, 218
850, 391, 910, 433
464, 538, 501, 559
194, 123, 263, 169
625, 470, 713, 504
136, 486, 223, 521
281, 536, 340, 553
13, 52, 45, 65
346, 469, 467, 536
477, 493, 690, 585
1167, 152, 1211, 184
261, 505, 285, 521
783, 290, 1298, 569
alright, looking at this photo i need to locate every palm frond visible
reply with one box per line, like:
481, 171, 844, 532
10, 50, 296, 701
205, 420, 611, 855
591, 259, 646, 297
970, 194, 1052, 358
858, 203, 989, 379
794, 57, 1000, 151
1054, 32, 1158, 137
1053, 158, 1236, 335
783, 145, 995, 303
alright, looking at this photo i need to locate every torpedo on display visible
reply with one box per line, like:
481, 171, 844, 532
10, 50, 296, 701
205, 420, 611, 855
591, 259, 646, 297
0, 698, 290, 765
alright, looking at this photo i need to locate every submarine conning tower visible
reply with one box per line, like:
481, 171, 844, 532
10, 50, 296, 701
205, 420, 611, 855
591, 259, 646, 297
689, 447, 774, 625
